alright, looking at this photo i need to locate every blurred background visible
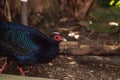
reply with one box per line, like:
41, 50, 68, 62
0, 0, 120, 80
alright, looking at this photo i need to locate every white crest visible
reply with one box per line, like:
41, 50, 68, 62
52, 32, 60, 34
20, 0, 28, 2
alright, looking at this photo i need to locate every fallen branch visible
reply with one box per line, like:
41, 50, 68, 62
77, 56, 120, 67
60, 40, 120, 67
59, 40, 120, 66
60, 41, 120, 55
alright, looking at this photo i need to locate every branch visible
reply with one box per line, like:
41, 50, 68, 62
60, 41, 120, 67
77, 56, 120, 67
5, 0, 12, 22
60, 41, 120, 55
21, 0, 28, 25
76, 0, 94, 20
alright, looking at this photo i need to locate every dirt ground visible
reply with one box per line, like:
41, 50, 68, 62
0, 10, 120, 79
2, 55, 120, 80
1, 23, 119, 80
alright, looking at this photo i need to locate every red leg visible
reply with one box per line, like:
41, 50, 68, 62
0, 57, 7, 74
17, 67, 25, 76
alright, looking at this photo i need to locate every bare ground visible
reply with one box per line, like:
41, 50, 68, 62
1, 25, 120, 80
0, 17, 120, 80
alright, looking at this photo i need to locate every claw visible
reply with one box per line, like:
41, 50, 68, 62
0, 57, 25, 76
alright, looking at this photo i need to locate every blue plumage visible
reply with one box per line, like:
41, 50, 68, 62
0, 21, 65, 66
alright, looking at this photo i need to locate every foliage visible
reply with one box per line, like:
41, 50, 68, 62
109, 0, 120, 7
96, 0, 111, 7
88, 22, 119, 34
88, 6, 120, 34
89, 7, 120, 22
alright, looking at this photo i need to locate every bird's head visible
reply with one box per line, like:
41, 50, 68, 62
49, 32, 67, 44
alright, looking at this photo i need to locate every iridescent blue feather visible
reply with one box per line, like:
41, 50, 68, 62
0, 21, 59, 66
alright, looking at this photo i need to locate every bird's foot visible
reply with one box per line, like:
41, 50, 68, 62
0, 57, 7, 74
17, 67, 25, 76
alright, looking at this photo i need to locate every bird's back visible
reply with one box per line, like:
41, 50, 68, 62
0, 21, 49, 55
0, 21, 60, 66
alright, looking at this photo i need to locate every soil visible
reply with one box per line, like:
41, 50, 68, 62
3, 55, 120, 80
1, 18, 120, 80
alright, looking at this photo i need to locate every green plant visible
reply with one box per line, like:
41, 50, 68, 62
110, 0, 120, 7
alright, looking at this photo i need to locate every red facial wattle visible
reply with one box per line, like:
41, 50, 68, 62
53, 35, 63, 41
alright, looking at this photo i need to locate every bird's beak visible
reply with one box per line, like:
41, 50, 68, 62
62, 37, 67, 41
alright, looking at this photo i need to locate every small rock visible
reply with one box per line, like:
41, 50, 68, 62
68, 61, 76, 64
67, 57, 73, 60
48, 63, 53, 66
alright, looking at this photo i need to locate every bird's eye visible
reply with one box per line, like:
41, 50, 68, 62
53, 35, 62, 41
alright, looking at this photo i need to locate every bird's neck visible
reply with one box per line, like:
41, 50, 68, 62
48, 38, 60, 45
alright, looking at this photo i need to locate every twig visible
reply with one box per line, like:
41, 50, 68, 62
5, 0, 12, 21
21, 0, 28, 25
77, 56, 120, 67
60, 41, 120, 55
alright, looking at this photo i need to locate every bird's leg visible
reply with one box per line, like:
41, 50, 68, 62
0, 57, 7, 74
17, 66, 25, 76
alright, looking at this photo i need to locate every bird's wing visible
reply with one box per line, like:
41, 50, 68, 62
0, 22, 44, 55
